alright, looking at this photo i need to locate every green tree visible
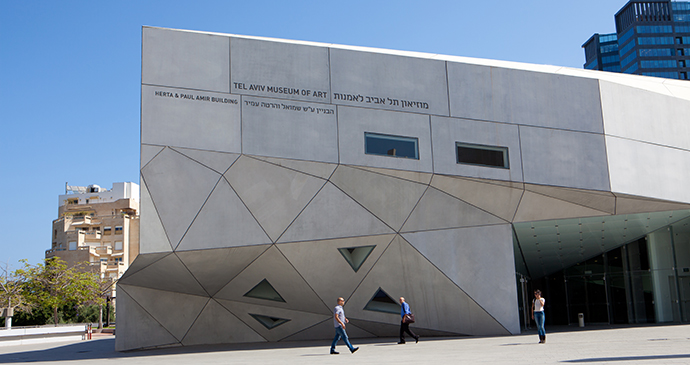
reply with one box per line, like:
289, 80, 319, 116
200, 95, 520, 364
19, 257, 102, 326
0, 260, 32, 329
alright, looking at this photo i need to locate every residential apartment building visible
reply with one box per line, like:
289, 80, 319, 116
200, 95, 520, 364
583, 0, 690, 80
46, 182, 140, 292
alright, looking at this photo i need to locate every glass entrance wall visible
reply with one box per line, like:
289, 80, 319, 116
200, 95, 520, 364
521, 216, 690, 326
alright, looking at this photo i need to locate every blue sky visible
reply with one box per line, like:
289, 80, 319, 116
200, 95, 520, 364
0, 0, 626, 267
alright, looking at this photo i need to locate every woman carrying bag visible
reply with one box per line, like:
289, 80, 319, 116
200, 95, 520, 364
398, 297, 419, 344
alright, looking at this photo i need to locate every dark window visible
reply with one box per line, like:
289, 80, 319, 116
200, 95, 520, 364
363, 288, 400, 314
249, 314, 290, 329
365, 132, 419, 159
338, 246, 375, 273
244, 279, 285, 302
456, 142, 509, 169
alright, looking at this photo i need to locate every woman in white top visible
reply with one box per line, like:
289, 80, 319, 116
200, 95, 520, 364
531, 289, 546, 343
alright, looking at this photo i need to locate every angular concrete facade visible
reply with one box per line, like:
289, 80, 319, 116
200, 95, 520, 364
117, 27, 690, 351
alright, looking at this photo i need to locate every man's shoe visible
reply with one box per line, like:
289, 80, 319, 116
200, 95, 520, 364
330, 350, 339, 354
415, 335, 419, 343
397, 341, 405, 344
350, 347, 359, 353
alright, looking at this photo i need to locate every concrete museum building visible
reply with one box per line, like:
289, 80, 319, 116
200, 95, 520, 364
116, 27, 690, 351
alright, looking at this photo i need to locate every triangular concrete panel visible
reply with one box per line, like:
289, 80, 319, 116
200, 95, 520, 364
214, 246, 330, 314
345, 235, 509, 336
216, 299, 331, 342
139, 179, 173, 254
119, 252, 170, 282
401, 187, 506, 232
278, 182, 395, 243
277, 235, 395, 307
176, 245, 270, 297
431, 175, 523, 222
141, 144, 165, 169
249, 155, 337, 180
225, 156, 327, 242
114, 286, 179, 351
181, 299, 266, 346
172, 147, 240, 174
280, 319, 375, 341
176, 178, 272, 251
514, 191, 611, 223
402, 225, 519, 334
141, 148, 221, 248
525, 183, 615, 214
119, 284, 209, 341
118, 252, 208, 296
349, 165, 433, 185
615, 193, 690, 214
330, 166, 428, 231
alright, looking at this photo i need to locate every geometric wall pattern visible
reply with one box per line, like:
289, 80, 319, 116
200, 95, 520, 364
118, 26, 690, 350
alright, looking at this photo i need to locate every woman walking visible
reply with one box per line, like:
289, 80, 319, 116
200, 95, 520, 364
398, 297, 419, 344
531, 289, 546, 343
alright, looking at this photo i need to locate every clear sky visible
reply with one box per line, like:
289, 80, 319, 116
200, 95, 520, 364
0, 0, 626, 268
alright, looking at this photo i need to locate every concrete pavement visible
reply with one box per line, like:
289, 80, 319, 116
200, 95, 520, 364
0, 324, 688, 364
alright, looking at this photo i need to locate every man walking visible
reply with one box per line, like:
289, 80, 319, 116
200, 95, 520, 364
331, 297, 359, 354
399, 297, 419, 344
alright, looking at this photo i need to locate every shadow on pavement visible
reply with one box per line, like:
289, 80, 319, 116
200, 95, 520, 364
562, 354, 690, 362
0, 336, 460, 362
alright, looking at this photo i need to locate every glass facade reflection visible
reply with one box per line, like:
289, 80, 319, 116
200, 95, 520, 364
517, 215, 690, 327
582, 0, 690, 80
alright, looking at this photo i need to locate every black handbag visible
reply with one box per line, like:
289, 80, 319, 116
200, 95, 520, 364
403, 313, 415, 323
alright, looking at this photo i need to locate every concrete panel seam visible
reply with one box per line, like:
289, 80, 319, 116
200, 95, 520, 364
400, 222, 514, 235
220, 174, 275, 243
141, 83, 231, 94
327, 47, 333, 104
240, 95, 243, 154
517, 126, 525, 184
242, 156, 330, 181
210, 245, 274, 298
431, 186, 510, 224
605, 134, 690, 154
397, 185, 431, 233
347, 165, 431, 186
326, 173, 400, 233
169, 147, 237, 175
276, 318, 331, 342
445, 61, 451, 117
510, 189, 526, 223
274, 232, 399, 245
342, 235, 397, 303
511, 225, 532, 279
274, 245, 332, 311
174, 252, 216, 297
140, 173, 175, 252
171, 175, 224, 250
118, 285, 184, 344
141, 145, 167, 170
428, 115, 435, 174
398, 235, 512, 335
119, 252, 173, 281
228, 37, 232, 94
523, 188, 615, 216
272, 181, 330, 244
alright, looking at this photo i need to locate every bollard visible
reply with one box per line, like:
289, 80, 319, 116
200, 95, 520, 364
578, 313, 585, 327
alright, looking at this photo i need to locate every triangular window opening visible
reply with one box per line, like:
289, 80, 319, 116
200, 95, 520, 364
363, 287, 400, 314
338, 245, 375, 273
243, 278, 286, 302
250, 313, 291, 330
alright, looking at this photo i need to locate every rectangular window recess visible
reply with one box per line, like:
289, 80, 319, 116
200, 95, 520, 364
365, 132, 419, 160
456, 142, 509, 169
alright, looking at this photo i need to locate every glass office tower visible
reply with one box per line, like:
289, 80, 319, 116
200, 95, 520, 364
583, 0, 690, 80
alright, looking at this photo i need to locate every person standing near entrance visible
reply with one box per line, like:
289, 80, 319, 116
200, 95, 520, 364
531, 289, 546, 343
331, 297, 359, 354
399, 297, 419, 344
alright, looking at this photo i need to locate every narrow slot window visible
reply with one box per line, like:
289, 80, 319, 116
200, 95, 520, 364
456, 142, 509, 169
365, 132, 419, 159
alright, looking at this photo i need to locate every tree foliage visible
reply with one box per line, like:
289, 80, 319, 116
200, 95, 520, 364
0, 260, 32, 317
16, 257, 102, 326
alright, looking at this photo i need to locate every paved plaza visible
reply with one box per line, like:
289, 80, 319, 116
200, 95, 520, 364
0, 324, 688, 364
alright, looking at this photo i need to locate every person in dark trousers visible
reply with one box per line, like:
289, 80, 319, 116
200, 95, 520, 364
330, 297, 359, 354
531, 289, 546, 343
398, 297, 419, 344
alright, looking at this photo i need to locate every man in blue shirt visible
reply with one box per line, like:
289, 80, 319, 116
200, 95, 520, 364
399, 297, 419, 344
331, 297, 359, 354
